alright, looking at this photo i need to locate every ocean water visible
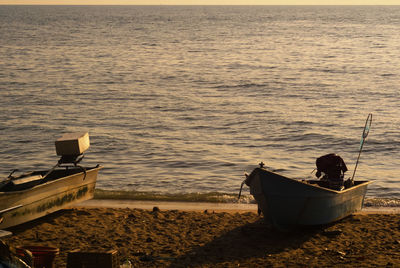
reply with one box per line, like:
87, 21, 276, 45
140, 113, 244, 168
0, 5, 399, 204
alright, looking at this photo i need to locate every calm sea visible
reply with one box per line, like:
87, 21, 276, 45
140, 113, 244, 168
0, 5, 399, 205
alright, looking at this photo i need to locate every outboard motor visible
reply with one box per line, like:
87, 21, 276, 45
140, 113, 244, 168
315, 153, 348, 190
41, 132, 90, 183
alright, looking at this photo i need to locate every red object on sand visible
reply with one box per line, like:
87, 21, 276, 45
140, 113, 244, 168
16, 245, 59, 268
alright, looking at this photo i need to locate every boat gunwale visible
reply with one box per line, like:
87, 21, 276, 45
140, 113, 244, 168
258, 168, 374, 194
0, 165, 103, 196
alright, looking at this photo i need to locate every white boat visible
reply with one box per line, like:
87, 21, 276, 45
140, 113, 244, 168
0, 132, 102, 229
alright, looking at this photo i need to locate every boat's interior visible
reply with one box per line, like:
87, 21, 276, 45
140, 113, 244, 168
307, 179, 366, 191
0, 166, 96, 192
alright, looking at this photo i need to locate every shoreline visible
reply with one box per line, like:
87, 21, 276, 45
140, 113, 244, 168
78, 199, 258, 213
78, 199, 400, 214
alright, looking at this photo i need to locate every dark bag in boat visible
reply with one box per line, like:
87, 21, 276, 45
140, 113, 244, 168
315, 153, 348, 182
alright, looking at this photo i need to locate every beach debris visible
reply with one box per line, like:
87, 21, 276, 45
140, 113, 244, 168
322, 229, 343, 237
323, 248, 346, 259
120, 259, 132, 268
151, 206, 163, 218
336, 250, 346, 256
152, 206, 160, 212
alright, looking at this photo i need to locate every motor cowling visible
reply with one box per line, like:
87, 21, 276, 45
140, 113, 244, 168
315, 153, 348, 182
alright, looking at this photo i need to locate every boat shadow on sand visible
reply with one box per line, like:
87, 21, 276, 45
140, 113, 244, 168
167, 217, 349, 267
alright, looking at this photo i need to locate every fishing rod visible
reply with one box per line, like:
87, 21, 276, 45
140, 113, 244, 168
351, 113, 372, 182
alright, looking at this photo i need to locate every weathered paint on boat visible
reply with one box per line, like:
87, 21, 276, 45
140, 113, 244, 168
0, 166, 102, 229
247, 167, 372, 229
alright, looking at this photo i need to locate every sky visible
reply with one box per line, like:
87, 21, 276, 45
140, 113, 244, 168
0, 0, 399, 5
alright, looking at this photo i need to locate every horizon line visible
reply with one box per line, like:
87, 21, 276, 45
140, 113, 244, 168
1, 4, 399, 5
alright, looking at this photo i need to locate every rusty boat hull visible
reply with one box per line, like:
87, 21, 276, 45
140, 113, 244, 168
0, 166, 102, 229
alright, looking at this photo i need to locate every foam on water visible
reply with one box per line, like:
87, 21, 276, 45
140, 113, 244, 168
93, 189, 400, 208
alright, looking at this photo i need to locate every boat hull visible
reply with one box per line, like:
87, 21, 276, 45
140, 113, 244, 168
0, 166, 102, 229
248, 168, 372, 228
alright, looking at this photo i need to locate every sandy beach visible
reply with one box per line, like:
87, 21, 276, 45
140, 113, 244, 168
2, 202, 400, 267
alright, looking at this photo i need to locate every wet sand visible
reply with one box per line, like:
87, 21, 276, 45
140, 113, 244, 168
3, 202, 400, 267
